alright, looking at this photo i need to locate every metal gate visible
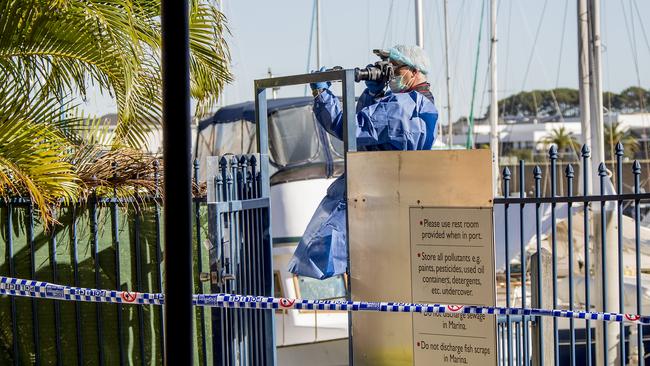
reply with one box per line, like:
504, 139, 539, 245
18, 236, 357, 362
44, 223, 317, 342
206, 154, 275, 366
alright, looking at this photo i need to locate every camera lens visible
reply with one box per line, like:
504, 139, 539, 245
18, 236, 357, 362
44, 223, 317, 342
354, 66, 383, 82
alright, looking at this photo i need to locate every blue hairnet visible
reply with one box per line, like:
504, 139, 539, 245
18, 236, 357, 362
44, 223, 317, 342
388, 45, 430, 75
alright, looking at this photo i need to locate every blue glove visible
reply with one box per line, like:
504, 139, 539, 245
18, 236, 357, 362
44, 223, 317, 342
365, 79, 386, 95
363, 65, 386, 95
309, 66, 331, 91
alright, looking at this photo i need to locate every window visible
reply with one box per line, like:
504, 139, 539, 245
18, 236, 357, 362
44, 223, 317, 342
293, 274, 347, 301
268, 106, 320, 167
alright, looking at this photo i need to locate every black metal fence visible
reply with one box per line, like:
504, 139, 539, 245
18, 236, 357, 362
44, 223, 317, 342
0, 194, 168, 364
494, 143, 650, 366
0, 156, 268, 366
206, 155, 274, 366
5, 141, 650, 366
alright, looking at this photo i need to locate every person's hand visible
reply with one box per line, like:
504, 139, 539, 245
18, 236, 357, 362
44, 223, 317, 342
309, 66, 332, 91
365, 79, 386, 95
363, 65, 386, 95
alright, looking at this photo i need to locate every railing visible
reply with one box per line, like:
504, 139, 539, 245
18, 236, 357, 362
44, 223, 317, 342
0, 160, 226, 365
494, 143, 650, 366
2, 138, 650, 366
0, 186, 167, 364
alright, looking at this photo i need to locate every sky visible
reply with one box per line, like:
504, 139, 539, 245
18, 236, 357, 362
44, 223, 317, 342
83, 0, 650, 126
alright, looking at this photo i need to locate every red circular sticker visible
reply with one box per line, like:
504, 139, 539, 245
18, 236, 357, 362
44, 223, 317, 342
625, 314, 641, 321
447, 305, 464, 312
121, 291, 138, 303
279, 298, 295, 308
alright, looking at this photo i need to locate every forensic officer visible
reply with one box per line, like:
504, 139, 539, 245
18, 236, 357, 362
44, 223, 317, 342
288, 45, 439, 279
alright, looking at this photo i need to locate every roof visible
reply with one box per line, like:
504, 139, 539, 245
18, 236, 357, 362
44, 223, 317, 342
98, 113, 119, 126
198, 97, 314, 131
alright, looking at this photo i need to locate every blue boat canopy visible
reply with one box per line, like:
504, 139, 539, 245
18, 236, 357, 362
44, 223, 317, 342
195, 97, 343, 184
198, 97, 314, 130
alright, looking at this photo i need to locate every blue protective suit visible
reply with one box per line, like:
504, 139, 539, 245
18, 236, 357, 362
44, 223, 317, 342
287, 88, 439, 279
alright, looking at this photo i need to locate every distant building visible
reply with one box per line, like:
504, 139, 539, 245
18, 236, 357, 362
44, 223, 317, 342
99, 113, 198, 155
452, 112, 650, 162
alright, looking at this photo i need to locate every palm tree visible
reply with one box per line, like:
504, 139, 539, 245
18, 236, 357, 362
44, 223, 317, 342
604, 121, 639, 160
0, 0, 231, 222
541, 127, 581, 157
1, 0, 231, 147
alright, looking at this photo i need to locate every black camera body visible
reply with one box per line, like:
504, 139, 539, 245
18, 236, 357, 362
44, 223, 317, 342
354, 49, 394, 83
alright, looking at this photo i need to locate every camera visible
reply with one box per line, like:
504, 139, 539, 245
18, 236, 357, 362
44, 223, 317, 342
354, 49, 394, 83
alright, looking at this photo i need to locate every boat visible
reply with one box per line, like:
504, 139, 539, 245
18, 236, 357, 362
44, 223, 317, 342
195, 96, 349, 365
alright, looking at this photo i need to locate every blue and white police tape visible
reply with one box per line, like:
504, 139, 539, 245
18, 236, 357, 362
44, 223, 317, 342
1, 275, 649, 325
0, 276, 164, 305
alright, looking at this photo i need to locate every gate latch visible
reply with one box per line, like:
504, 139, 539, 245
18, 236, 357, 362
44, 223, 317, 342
209, 260, 236, 285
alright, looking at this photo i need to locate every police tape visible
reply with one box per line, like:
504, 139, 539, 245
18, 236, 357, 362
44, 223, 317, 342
1, 275, 648, 325
0, 276, 164, 305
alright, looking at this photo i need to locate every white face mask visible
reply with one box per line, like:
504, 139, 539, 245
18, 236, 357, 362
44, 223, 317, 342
389, 75, 409, 93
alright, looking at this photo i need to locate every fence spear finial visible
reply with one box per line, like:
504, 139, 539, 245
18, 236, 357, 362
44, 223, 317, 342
615, 142, 624, 157
239, 155, 249, 166
598, 162, 607, 177
502, 167, 511, 180
633, 160, 641, 175
565, 164, 574, 178
549, 144, 558, 160
230, 155, 239, 168
219, 156, 228, 169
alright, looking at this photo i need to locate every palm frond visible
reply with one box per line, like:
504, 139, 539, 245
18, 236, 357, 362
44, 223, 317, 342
605, 121, 639, 159
188, 2, 232, 116
0, 0, 229, 225
0, 0, 231, 149
0, 80, 79, 224
541, 127, 581, 155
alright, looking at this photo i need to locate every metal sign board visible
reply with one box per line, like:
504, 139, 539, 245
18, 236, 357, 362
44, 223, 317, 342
347, 149, 496, 366
410, 207, 496, 365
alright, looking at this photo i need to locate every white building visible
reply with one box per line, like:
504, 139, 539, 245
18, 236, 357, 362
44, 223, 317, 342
99, 113, 199, 155
452, 112, 650, 161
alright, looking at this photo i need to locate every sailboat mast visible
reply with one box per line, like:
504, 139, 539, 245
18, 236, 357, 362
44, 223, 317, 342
444, 0, 453, 147
578, 0, 591, 163
586, 1, 619, 364
316, 0, 321, 69
415, 0, 424, 48
489, 0, 499, 195
588, 0, 604, 166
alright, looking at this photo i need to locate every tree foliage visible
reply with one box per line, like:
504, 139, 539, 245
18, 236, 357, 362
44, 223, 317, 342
0, 81, 79, 217
604, 121, 639, 159
496, 87, 649, 117
1, 0, 231, 147
0, 0, 231, 224
541, 127, 581, 154
604, 87, 650, 113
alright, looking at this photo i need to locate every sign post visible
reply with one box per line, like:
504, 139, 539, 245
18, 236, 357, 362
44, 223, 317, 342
347, 149, 497, 366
